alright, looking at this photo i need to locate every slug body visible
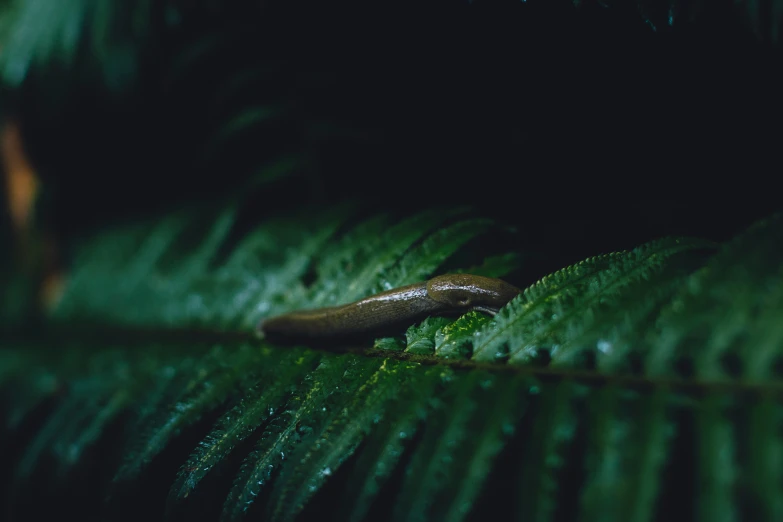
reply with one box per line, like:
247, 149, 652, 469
259, 274, 521, 343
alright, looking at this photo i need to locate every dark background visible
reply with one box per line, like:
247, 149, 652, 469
4, 0, 782, 264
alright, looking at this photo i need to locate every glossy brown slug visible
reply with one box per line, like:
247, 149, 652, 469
258, 274, 521, 343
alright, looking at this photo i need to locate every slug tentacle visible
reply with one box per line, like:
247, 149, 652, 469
258, 274, 521, 343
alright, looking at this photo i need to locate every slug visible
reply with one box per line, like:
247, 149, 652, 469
258, 274, 521, 343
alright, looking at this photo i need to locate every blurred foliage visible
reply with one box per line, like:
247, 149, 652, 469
1, 0, 783, 521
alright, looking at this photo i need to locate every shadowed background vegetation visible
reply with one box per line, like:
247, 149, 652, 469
1, 1, 783, 521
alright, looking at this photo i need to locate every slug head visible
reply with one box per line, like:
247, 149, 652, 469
426, 274, 521, 314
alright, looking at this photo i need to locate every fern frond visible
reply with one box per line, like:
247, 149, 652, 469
515, 380, 582, 522
435, 374, 526, 522
267, 359, 425, 521
13, 374, 114, 481
745, 398, 783, 520
542, 237, 717, 367
511, 237, 716, 365
405, 317, 452, 355
113, 342, 262, 485
434, 310, 491, 359
220, 355, 384, 521
374, 216, 495, 293
4, 195, 783, 522
577, 389, 673, 522
2, 366, 61, 433
646, 213, 783, 378
695, 395, 738, 522
390, 370, 484, 522
471, 252, 626, 363
336, 365, 445, 522
311, 208, 472, 303
167, 348, 321, 504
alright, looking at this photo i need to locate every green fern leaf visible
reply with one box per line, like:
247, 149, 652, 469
541, 237, 717, 367
113, 343, 262, 484
5, 200, 783, 522
434, 374, 527, 522
695, 395, 737, 522
405, 317, 452, 355
373, 216, 495, 293
434, 310, 491, 359
515, 379, 582, 522
267, 359, 425, 521
336, 365, 445, 522
646, 213, 783, 378
167, 348, 321, 504
391, 370, 523, 522
745, 398, 783, 520
577, 389, 673, 522
220, 355, 383, 521
471, 252, 626, 363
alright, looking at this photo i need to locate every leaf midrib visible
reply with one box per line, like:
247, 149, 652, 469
28, 324, 783, 396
